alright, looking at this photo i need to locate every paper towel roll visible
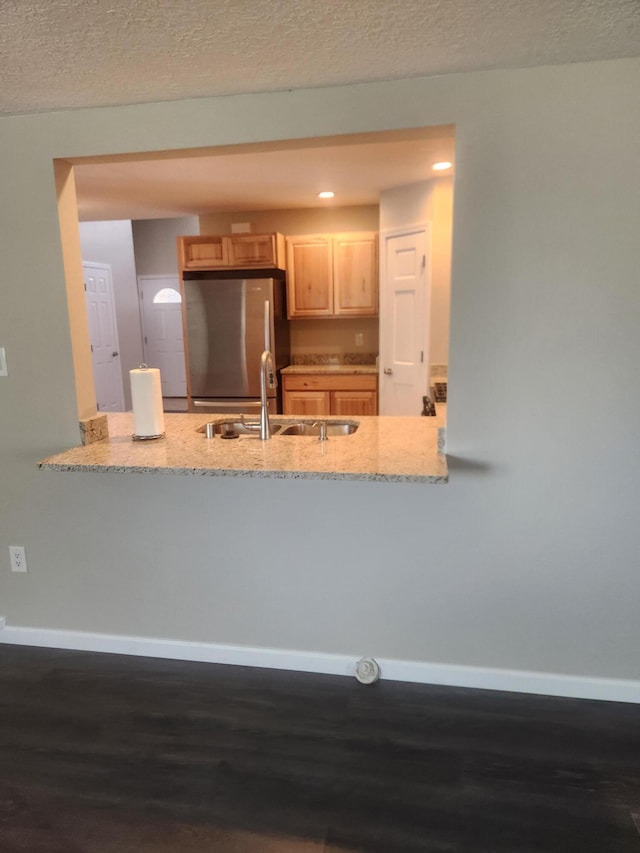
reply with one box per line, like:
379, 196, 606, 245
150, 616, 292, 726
130, 367, 165, 438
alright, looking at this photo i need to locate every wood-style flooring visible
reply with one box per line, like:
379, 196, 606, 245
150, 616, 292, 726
0, 644, 639, 852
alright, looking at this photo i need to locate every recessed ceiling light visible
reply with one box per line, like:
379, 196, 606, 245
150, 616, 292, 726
318, 191, 335, 199
433, 162, 452, 171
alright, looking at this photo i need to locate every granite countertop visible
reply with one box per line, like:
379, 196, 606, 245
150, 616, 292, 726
281, 364, 378, 375
39, 412, 448, 483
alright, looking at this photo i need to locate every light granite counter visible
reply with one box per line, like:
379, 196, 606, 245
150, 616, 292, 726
39, 412, 448, 483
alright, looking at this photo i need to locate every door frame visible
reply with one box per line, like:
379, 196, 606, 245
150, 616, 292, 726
378, 222, 431, 415
83, 260, 125, 412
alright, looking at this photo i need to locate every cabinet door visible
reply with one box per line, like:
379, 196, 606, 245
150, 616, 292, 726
283, 390, 331, 416
286, 236, 333, 318
331, 390, 378, 416
333, 233, 378, 316
227, 234, 278, 267
179, 236, 229, 269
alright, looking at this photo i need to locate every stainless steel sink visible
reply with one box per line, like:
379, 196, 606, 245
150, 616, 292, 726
199, 418, 359, 438
198, 419, 263, 437
278, 421, 358, 436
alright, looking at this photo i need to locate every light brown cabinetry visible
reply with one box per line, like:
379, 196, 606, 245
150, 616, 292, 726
286, 236, 333, 316
178, 234, 286, 271
286, 232, 378, 319
282, 390, 331, 416
282, 373, 378, 416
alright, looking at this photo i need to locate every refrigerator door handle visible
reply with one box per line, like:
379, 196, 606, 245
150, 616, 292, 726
192, 400, 261, 409
264, 299, 270, 351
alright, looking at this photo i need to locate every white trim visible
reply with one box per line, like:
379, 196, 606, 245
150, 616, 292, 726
1, 625, 639, 705
379, 657, 640, 704
379, 221, 430, 239
0, 625, 355, 677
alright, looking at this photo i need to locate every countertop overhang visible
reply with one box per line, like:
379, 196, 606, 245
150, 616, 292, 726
39, 413, 448, 483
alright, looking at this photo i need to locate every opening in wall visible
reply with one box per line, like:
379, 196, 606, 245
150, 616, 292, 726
56, 126, 453, 424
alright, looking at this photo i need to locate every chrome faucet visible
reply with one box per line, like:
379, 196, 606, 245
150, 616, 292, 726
259, 349, 276, 440
312, 420, 328, 441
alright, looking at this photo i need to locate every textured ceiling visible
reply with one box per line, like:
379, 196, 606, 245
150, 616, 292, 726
1, 0, 639, 116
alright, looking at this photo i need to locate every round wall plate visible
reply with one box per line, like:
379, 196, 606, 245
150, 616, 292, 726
355, 657, 380, 685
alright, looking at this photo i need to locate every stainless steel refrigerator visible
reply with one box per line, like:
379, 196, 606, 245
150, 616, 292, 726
182, 270, 290, 415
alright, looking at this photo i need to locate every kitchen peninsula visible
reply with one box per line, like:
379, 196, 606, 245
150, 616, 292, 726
39, 412, 447, 483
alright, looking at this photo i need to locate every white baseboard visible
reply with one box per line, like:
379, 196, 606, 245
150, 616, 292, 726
1, 624, 639, 705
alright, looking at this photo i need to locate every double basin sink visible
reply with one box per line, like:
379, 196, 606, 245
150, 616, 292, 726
198, 418, 359, 439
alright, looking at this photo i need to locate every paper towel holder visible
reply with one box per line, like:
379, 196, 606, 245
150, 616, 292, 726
132, 432, 165, 441
131, 364, 166, 441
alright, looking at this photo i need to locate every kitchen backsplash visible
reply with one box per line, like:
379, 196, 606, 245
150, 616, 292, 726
292, 352, 378, 366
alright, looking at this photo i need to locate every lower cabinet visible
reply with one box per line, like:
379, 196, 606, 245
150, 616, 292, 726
331, 391, 377, 416
282, 373, 378, 416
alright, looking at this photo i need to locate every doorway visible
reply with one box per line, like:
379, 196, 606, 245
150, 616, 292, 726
83, 262, 125, 412
138, 275, 187, 399
379, 226, 430, 416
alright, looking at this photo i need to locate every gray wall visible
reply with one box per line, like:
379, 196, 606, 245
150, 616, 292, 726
1, 58, 639, 685
132, 217, 199, 276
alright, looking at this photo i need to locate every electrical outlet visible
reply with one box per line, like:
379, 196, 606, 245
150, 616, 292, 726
9, 546, 27, 573
355, 332, 364, 347
0, 347, 7, 376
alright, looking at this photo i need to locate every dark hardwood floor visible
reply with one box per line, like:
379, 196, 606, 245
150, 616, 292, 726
0, 645, 639, 852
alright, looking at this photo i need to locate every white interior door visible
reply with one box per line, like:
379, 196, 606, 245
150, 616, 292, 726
138, 275, 186, 397
83, 262, 125, 412
379, 227, 430, 415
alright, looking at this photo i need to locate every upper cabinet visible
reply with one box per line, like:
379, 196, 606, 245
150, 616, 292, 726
286, 235, 333, 316
286, 232, 378, 319
333, 233, 379, 317
178, 234, 286, 271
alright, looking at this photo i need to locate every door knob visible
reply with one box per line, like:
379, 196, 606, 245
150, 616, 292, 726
112, 351, 119, 357
383, 367, 393, 375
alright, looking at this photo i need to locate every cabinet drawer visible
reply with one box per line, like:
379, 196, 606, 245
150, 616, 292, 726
283, 374, 377, 392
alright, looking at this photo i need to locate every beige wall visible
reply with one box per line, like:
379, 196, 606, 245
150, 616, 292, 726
1, 59, 639, 688
430, 178, 452, 366
199, 205, 379, 235
290, 317, 379, 359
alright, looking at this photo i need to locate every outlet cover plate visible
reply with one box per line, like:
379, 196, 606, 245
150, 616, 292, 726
0, 347, 7, 376
9, 546, 27, 573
